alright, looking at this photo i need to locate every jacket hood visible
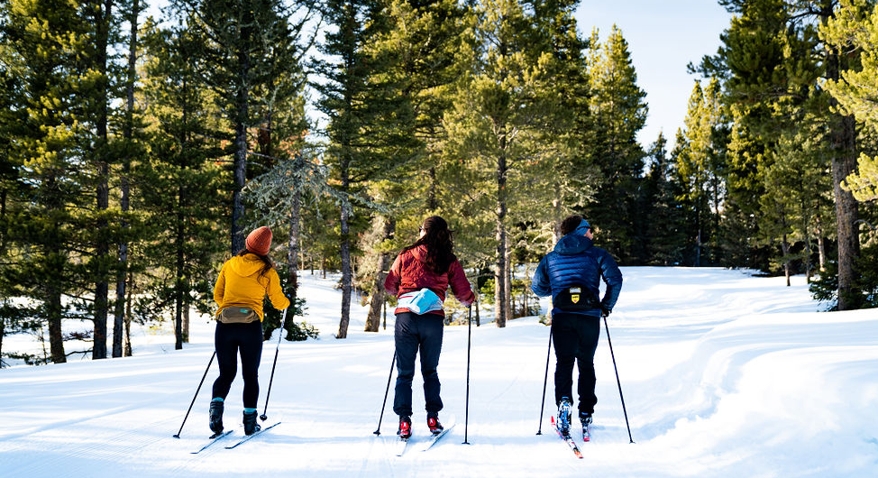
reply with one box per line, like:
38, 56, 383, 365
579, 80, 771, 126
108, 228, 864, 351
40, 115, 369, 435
227, 254, 267, 277
410, 244, 428, 263
553, 233, 593, 255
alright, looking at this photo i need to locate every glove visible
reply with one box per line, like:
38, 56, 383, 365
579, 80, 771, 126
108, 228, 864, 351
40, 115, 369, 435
600, 304, 611, 318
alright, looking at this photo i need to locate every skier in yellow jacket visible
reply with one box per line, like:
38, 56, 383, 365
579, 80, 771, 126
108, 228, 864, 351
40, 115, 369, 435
210, 226, 290, 436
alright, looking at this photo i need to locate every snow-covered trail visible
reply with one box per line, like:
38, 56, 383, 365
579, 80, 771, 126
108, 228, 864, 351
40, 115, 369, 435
1, 267, 877, 477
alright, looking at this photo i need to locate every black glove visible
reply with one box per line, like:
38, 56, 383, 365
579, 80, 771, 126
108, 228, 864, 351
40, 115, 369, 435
600, 304, 611, 318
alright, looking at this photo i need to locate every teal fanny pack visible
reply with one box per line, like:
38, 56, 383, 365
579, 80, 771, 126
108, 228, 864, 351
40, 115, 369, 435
398, 288, 443, 315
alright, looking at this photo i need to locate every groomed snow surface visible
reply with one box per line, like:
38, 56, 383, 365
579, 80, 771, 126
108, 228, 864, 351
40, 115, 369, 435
1, 267, 877, 477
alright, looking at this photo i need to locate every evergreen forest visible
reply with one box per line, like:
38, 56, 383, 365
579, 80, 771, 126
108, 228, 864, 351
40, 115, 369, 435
1, 0, 877, 366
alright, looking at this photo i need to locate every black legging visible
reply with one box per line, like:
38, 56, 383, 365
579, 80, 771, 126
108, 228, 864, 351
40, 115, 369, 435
212, 320, 263, 408
551, 313, 601, 414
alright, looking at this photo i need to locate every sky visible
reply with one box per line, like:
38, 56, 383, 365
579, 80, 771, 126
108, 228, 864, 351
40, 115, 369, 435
2, 268, 877, 477
576, 1, 733, 147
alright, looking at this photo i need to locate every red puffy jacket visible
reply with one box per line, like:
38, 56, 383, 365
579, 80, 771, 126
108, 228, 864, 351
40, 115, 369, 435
384, 245, 475, 316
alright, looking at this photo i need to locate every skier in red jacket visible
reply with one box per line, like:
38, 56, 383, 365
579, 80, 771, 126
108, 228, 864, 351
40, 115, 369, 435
384, 216, 476, 439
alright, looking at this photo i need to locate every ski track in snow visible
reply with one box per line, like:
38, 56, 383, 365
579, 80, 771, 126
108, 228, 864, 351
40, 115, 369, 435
1, 267, 877, 477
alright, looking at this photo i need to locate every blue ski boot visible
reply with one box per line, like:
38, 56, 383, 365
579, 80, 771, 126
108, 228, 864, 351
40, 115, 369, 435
557, 397, 573, 435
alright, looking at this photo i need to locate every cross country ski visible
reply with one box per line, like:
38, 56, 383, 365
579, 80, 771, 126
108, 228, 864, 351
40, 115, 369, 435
421, 417, 456, 452
191, 430, 234, 454
225, 422, 281, 449
551, 415, 583, 459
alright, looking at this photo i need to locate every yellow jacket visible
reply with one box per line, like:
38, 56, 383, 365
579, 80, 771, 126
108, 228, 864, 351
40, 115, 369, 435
214, 254, 291, 321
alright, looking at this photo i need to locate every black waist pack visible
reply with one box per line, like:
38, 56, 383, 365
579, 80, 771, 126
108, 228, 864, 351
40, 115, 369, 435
554, 286, 599, 311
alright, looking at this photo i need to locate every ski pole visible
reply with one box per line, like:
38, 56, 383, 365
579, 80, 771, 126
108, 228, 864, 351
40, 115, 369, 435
260, 307, 288, 421
536, 327, 553, 435
603, 314, 634, 444
173, 351, 216, 438
463, 305, 473, 445
373, 350, 396, 436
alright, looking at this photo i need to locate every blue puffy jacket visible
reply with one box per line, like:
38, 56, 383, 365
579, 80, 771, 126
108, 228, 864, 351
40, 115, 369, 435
531, 233, 623, 317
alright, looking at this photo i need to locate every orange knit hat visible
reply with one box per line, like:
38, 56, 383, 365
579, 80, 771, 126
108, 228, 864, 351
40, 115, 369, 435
245, 226, 272, 256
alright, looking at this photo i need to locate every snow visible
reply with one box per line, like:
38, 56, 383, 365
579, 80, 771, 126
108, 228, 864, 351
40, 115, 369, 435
1, 267, 877, 477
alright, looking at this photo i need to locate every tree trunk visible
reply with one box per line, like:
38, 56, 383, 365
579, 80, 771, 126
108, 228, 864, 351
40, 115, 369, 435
494, 126, 509, 328
0, 313, 5, 368
823, 10, 860, 310
183, 301, 190, 343
830, 113, 859, 310
285, 181, 302, 340
338, 151, 353, 339
365, 217, 395, 332
91, 0, 114, 360
494, 217, 507, 328
48, 288, 66, 363
114, 0, 139, 358
781, 233, 791, 287
338, 195, 352, 339
175, 194, 185, 349
124, 284, 133, 357
230, 52, 251, 254
804, 226, 813, 283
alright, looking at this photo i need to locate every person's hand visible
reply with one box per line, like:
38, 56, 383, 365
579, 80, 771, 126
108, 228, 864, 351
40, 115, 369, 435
601, 305, 611, 318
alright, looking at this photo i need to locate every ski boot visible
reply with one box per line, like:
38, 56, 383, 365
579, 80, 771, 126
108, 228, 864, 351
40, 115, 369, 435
397, 416, 412, 439
209, 398, 224, 434
243, 409, 261, 436
427, 415, 444, 435
580, 411, 593, 442
557, 397, 573, 435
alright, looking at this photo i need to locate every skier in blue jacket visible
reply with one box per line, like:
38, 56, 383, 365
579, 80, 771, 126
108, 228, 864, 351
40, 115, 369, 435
531, 215, 622, 440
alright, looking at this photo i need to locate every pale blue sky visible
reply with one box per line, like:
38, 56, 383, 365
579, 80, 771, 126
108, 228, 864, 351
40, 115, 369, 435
576, 1, 732, 148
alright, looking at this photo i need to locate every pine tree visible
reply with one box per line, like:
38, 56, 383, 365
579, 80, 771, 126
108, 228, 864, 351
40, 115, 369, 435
138, 19, 228, 350
312, 0, 423, 338
170, 0, 305, 254
79, 0, 120, 360
356, 0, 471, 332
530, 0, 594, 246
0, 0, 98, 363
706, 0, 863, 308
675, 78, 727, 266
584, 25, 648, 264
639, 132, 688, 265
440, 0, 560, 327
820, 0, 878, 304
112, 0, 147, 357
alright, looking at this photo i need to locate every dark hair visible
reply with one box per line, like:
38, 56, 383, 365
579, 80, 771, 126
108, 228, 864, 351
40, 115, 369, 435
560, 215, 585, 236
403, 216, 457, 274
236, 248, 276, 277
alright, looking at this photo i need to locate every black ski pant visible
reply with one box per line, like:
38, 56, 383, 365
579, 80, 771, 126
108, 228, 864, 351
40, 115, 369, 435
212, 320, 263, 409
552, 312, 601, 414
393, 312, 444, 419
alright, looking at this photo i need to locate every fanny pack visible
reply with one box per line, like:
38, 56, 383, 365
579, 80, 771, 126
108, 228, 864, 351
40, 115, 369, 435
217, 307, 259, 324
398, 288, 444, 315
554, 285, 600, 312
